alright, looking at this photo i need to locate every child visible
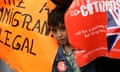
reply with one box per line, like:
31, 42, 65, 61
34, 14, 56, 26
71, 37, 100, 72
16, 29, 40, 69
48, 6, 100, 72
48, 7, 81, 72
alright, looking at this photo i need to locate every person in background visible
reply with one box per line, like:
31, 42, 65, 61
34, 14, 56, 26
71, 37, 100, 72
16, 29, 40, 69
0, 59, 15, 72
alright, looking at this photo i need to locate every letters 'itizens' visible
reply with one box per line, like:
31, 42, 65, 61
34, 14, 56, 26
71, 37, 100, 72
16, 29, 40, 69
107, 9, 120, 52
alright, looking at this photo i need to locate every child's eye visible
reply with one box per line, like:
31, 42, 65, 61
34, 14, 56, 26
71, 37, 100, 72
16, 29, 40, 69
59, 27, 65, 31
51, 29, 57, 33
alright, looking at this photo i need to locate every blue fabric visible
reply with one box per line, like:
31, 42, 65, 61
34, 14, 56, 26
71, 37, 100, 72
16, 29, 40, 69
52, 45, 73, 72
52, 45, 97, 72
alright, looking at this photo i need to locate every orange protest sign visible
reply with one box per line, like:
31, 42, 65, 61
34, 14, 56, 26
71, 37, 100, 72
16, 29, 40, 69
0, 0, 58, 72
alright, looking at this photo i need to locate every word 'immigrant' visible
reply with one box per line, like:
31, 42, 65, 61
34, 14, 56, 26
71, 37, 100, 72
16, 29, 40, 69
0, 7, 50, 36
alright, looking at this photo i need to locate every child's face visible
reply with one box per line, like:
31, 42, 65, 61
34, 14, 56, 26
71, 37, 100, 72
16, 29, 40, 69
51, 24, 68, 45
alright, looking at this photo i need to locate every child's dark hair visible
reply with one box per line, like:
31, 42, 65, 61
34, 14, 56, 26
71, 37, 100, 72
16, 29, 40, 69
51, 0, 73, 9
48, 7, 65, 28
